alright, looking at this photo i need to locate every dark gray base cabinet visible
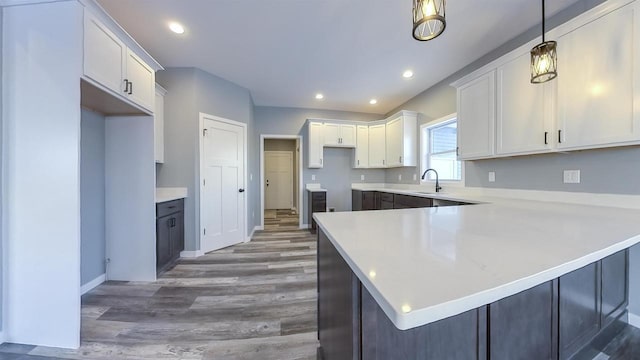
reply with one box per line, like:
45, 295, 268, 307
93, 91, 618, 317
156, 199, 185, 273
308, 190, 326, 234
317, 228, 629, 360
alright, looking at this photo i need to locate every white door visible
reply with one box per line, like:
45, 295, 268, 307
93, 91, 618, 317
201, 117, 245, 252
265, 151, 293, 210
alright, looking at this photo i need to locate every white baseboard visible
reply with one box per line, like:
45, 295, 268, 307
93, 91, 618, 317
629, 312, 640, 327
81, 273, 106, 295
301, 223, 310, 229
246, 226, 261, 242
180, 250, 205, 258
0, 330, 5, 344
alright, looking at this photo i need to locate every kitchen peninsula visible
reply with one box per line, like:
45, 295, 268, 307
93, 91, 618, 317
315, 194, 640, 359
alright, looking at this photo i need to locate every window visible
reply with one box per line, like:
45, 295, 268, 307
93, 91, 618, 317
421, 114, 462, 183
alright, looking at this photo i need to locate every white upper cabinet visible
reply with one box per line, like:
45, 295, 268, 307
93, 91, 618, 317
355, 125, 369, 168
385, 111, 418, 167
323, 123, 356, 147
154, 84, 167, 163
126, 49, 155, 112
456, 70, 496, 160
368, 123, 387, 168
84, 11, 126, 95
308, 121, 324, 168
556, 1, 640, 150
82, 8, 161, 113
497, 52, 554, 155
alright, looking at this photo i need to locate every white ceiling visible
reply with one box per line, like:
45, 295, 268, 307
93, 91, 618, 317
98, 0, 584, 114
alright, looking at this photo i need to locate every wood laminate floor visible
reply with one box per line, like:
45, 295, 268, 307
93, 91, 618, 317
0, 228, 318, 360
264, 209, 299, 231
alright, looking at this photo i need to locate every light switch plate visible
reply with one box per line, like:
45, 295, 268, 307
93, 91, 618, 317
311, 174, 316, 181
488, 172, 496, 182
360, 174, 365, 181
563, 170, 581, 184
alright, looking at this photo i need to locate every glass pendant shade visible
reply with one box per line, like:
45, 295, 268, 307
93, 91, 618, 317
530, 40, 557, 83
413, 0, 446, 41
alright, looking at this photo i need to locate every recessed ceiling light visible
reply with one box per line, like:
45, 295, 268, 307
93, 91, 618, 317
403, 70, 414, 78
369, 99, 378, 105
315, 93, 324, 100
169, 22, 185, 34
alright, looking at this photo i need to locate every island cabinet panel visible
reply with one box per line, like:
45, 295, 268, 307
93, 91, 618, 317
393, 194, 433, 209
361, 286, 487, 360
601, 250, 629, 328
318, 231, 360, 360
380, 193, 394, 210
559, 262, 601, 359
352, 190, 380, 211
488, 280, 558, 360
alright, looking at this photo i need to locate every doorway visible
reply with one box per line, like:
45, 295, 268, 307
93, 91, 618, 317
200, 113, 247, 252
260, 135, 303, 230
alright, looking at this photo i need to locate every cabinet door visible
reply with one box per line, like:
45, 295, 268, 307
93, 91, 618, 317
154, 87, 165, 163
323, 123, 340, 146
385, 117, 402, 167
557, 3, 640, 149
156, 216, 172, 269
170, 213, 184, 259
457, 71, 495, 159
368, 124, 386, 168
497, 52, 554, 155
355, 125, 369, 168
489, 281, 558, 360
601, 250, 628, 328
559, 262, 600, 359
340, 124, 357, 147
308, 122, 324, 168
126, 48, 155, 112
84, 12, 126, 95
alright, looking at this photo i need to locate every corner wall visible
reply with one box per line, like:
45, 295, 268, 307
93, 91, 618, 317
156, 68, 255, 251
80, 109, 106, 286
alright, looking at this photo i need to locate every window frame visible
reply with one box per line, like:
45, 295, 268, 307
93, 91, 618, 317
420, 113, 465, 187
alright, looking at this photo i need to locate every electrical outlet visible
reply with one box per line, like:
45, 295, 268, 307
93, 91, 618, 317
563, 170, 581, 184
488, 172, 496, 182
398, 174, 402, 181
312, 174, 316, 181
360, 174, 365, 181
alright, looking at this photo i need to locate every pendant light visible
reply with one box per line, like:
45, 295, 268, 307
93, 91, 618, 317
530, 0, 557, 83
412, 0, 446, 41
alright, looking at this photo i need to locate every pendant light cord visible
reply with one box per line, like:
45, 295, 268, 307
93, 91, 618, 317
541, 0, 546, 42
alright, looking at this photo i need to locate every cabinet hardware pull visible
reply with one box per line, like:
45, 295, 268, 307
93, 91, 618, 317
456, 147, 459, 156
383, 159, 385, 165
129, 81, 133, 95
167, 206, 176, 209
558, 130, 562, 144
357, 160, 360, 165
399, 156, 402, 163
320, 158, 323, 165
123, 79, 130, 93
544, 131, 548, 145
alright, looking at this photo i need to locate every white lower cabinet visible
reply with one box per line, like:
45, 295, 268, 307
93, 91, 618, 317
355, 125, 369, 168
496, 52, 554, 156
556, 1, 640, 150
456, 70, 496, 160
368, 124, 387, 168
308, 121, 324, 168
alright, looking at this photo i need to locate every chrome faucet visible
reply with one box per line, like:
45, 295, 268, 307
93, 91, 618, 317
421, 168, 442, 193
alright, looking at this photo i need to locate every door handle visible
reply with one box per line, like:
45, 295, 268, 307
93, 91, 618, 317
544, 131, 548, 145
558, 130, 562, 144
129, 81, 133, 95
239, 188, 245, 193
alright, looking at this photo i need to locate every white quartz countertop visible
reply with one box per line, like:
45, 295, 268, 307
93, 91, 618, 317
306, 184, 327, 192
156, 187, 188, 203
351, 185, 487, 204
314, 197, 640, 331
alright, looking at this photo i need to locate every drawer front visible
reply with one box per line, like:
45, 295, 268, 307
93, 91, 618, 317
312, 192, 327, 201
312, 201, 327, 212
381, 200, 394, 210
157, 199, 184, 218
380, 192, 394, 203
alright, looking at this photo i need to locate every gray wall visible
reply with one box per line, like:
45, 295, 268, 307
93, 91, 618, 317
0, 7, 3, 331
80, 108, 106, 285
156, 68, 255, 251
254, 106, 385, 225
265, 139, 298, 209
